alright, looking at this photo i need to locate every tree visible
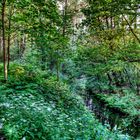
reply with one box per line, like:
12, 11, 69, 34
82, 0, 140, 47
1, 0, 7, 81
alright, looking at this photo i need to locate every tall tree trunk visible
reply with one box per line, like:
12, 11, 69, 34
2, 0, 8, 81
105, 16, 109, 29
62, 0, 68, 37
7, 5, 12, 70
0, 34, 3, 61
19, 34, 26, 58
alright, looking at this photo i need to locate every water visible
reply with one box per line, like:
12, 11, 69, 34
85, 92, 139, 138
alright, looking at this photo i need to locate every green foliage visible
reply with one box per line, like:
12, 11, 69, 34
95, 88, 140, 117
90, 90, 140, 137
0, 0, 139, 139
73, 34, 140, 138
0, 63, 130, 140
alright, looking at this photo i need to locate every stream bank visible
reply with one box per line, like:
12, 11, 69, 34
85, 90, 140, 139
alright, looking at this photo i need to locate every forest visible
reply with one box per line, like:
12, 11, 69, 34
0, 0, 140, 140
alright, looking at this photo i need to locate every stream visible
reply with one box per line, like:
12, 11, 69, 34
0, 132, 5, 140
85, 91, 140, 139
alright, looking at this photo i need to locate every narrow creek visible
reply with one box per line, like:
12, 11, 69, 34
0, 132, 5, 140
84, 91, 139, 139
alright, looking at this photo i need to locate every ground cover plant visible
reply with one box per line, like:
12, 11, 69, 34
0, 0, 140, 139
0, 64, 131, 140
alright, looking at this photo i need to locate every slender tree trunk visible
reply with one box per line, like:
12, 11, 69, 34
2, 0, 8, 81
19, 34, 26, 58
136, 68, 139, 95
0, 34, 3, 60
62, 0, 68, 37
111, 16, 113, 29
7, 5, 12, 70
107, 73, 112, 86
105, 16, 109, 29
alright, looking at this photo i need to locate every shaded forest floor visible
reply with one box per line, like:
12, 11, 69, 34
0, 63, 132, 140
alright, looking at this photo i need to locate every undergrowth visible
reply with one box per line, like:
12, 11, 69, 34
0, 63, 131, 140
